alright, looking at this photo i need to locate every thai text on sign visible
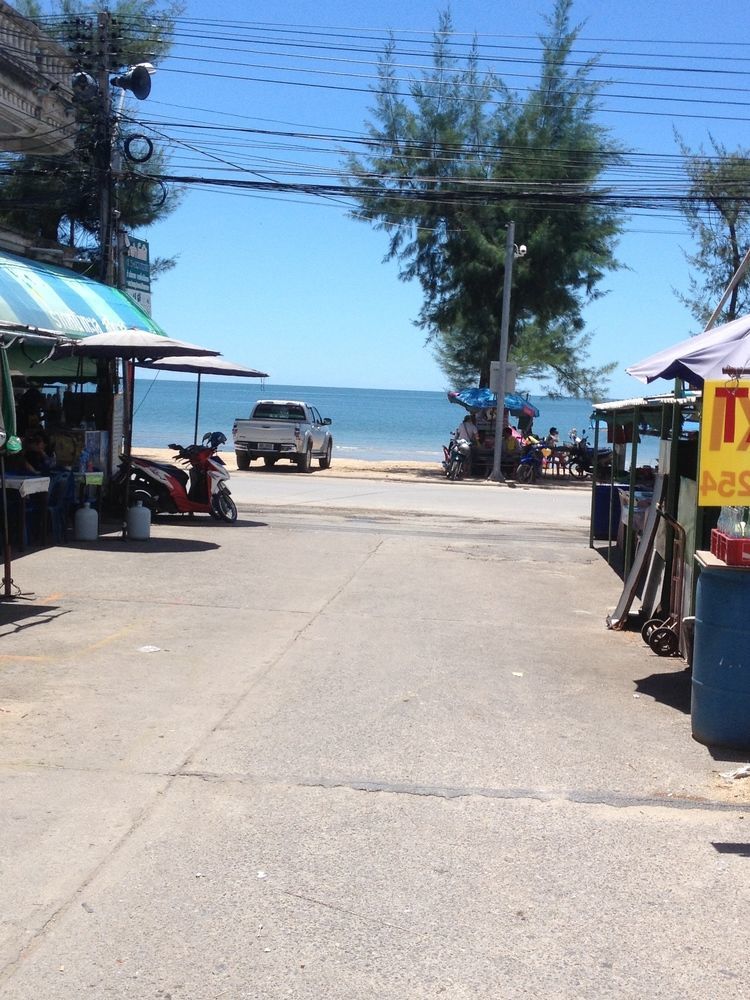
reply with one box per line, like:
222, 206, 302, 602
698, 379, 750, 506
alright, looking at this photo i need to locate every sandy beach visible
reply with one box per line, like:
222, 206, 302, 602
133, 447, 589, 487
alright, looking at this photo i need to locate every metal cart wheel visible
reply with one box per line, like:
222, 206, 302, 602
649, 625, 679, 657
641, 617, 665, 644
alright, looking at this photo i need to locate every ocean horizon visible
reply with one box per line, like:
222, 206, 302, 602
131, 378, 650, 465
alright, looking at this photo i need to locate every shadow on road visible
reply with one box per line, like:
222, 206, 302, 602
712, 843, 750, 857
0, 603, 69, 636
634, 665, 691, 714
64, 536, 221, 553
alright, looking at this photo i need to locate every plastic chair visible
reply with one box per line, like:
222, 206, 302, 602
46, 470, 75, 544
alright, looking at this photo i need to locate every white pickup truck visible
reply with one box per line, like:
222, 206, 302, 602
232, 399, 334, 472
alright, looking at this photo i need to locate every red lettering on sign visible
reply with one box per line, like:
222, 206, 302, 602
715, 387, 749, 444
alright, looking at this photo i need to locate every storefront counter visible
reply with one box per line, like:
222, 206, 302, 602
4, 474, 50, 549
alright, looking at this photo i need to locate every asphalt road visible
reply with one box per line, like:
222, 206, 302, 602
0, 479, 747, 999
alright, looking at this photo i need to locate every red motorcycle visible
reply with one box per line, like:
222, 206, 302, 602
113, 431, 237, 522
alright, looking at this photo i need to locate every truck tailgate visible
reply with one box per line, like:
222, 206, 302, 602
235, 422, 299, 446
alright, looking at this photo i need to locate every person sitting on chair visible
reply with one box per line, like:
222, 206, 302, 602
455, 413, 479, 445
22, 432, 55, 474
503, 423, 520, 448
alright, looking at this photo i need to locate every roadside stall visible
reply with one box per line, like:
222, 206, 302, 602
590, 392, 700, 656
0, 250, 220, 549
446, 387, 540, 478
0, 248, 172, 484
603, 312, 750, 681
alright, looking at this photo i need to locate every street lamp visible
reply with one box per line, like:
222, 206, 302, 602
489, 223, 526, 482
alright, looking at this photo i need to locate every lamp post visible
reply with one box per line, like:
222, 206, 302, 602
489, 222, 516, 483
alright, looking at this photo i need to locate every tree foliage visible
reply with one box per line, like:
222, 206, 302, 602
0, 0, 183, 271
676, 136, 750, 327
345, 0, 623, 397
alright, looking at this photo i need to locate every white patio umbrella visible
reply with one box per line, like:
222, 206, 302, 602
626, 313, 750, 386
53, 329, 219, 457
54, 329, 220, 362
137, 355, 268, 443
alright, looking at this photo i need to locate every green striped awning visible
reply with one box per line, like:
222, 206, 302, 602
0, 249, 164, 339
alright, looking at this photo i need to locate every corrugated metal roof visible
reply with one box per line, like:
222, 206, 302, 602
591, 393, 701, 414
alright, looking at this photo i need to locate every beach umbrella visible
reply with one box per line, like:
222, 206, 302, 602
137, 354, 268, 443
447, 387, 540, 419
626, 313, 750, 386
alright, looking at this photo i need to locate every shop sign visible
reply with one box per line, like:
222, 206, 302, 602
124, 236, 151, 315
698, 379, 750, 506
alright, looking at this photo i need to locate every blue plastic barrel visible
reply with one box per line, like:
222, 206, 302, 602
691, 565, 750, 749
592, 483, 628, 540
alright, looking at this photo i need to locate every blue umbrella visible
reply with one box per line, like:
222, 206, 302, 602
447, 388, 540, 418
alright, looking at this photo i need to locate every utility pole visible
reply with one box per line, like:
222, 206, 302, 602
489, 222, 515, 483
95, 10, 114, 286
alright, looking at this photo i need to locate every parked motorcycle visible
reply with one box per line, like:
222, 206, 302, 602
515, 441, 545, 484
112, 431, 238, 522
566, 431, 613, 479
442, 435, 472, 481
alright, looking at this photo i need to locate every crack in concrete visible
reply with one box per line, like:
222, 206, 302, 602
176, 769, 748, 814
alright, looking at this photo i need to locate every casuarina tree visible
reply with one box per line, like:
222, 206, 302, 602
675, 136, 750, 327
345, 0, 623, 397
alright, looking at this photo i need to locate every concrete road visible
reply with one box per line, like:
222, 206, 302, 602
0, 485, 747, 999
228, 465, 592, 526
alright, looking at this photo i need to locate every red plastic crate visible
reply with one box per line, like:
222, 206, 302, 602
710, 528, 721, 557
724, 536, 750, 566
711, 530, 750, 565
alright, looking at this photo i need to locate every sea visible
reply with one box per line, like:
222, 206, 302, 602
132, 377, 630, 464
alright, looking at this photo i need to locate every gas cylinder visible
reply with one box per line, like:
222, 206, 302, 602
74, 501, 98, 541
127, 500, 151, 540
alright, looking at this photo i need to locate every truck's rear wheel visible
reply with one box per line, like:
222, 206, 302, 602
235, 450, 251, 471
319, 439, 333, 470
298, 443, 312, 473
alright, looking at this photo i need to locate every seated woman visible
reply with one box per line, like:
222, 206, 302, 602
501, 425, 521, 472
9, 432, 56, 475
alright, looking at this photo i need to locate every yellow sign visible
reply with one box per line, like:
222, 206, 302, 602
698, 379, 750, 506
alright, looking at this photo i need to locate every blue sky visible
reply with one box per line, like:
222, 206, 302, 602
108, 0, 749, 398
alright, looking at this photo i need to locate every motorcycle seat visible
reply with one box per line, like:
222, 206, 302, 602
145, 461, 189, 488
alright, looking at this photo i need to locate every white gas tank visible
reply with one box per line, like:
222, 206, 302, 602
74, 502, 98, 541
127, 500, 151, 540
